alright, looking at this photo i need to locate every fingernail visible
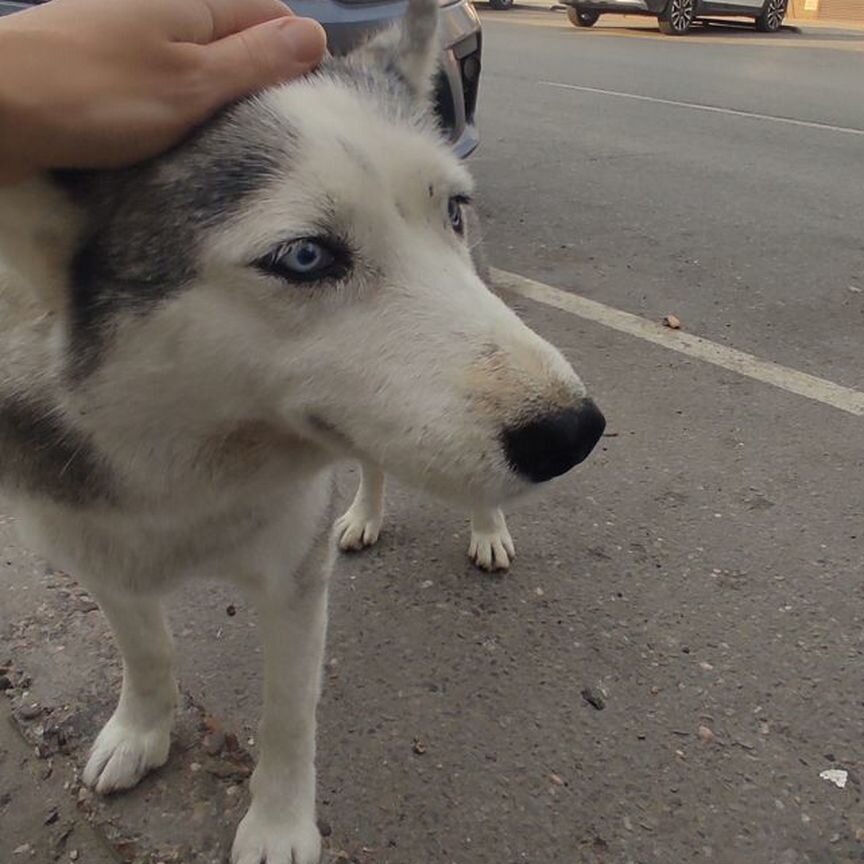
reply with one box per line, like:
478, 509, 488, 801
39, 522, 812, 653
277, 17, 327, 66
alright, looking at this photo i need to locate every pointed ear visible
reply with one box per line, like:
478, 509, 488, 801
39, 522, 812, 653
354, 0, 440, 100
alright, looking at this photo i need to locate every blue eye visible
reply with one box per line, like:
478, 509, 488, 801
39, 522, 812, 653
280, 239, 332, 273
448, 197, 464, 234
255, 237, 349, 283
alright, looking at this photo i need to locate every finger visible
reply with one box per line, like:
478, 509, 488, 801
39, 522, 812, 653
194, 15, 326, 109
192, 0, 295, 42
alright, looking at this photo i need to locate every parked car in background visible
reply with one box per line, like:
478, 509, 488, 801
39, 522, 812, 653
562, 0, 787, 34
0, 0, 482, 156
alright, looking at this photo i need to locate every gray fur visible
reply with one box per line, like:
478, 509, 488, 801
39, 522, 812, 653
0, 394, 114, 505
57, 98, 297, 378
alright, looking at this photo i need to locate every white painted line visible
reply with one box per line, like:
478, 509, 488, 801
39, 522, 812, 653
491, 268, 864, 417
540, 81, 864, 137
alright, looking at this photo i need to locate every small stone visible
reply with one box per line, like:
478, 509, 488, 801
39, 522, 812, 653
203, 731, 226, 756
412, 737, 428, 755
697, 725, 715, 743
69, 852, 79, 862
17, 703, 42, 720
13, 844, 31, 855
662, 314, 682, 330
581, 687, 606, 710
549, 772, 565, 786
203, 758, 252, 780
44, 807, 60, 825
819, 768, 848, 789
0, 675, 12, 691
226, 604, 237, 617
317, 819, 333, 838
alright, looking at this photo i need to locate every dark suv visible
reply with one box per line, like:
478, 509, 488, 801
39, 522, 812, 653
0, 0, 482, 155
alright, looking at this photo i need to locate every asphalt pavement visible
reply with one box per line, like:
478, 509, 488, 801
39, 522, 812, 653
2, 8, 863, 864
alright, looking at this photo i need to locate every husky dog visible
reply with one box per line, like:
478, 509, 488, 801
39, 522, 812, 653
0, 1, 605, 860
336, 460, 517, 570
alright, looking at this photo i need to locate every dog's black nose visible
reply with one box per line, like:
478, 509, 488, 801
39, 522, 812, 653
502, 399, 606, 483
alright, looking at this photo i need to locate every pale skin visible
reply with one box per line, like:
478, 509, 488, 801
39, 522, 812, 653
0, 0, 326, 184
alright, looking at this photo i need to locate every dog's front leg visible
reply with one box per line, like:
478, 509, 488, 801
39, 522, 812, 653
83, 589, 176, 793
232, 543, 331, 864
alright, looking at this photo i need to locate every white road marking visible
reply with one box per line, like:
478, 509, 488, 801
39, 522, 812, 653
540, 81, 864, 137
491, 268, 864, 417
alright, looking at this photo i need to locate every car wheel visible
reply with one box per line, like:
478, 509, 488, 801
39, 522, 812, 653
489, 0, 514, 9
659, 0, 695, 34
567, 7, 600, 26
755, 0, 786, 31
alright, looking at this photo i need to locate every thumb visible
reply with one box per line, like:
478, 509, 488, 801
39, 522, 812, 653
198, 16, 326, 108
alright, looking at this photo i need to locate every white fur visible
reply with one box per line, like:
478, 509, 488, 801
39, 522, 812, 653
337, 461, 516, 571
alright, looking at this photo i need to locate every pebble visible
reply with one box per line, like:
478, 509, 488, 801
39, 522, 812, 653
580, 687, 606, 711
69, 851, 79, 861
203, 731, 226, 756
697, 725, 715, 743
17, 703, 42, 720
0, 674, 12, 691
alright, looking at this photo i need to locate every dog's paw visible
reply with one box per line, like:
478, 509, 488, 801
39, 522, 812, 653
231, 807, 321, 864
468, 509, 515, 572
335, 507, 382, 552
82, 713, 171, 794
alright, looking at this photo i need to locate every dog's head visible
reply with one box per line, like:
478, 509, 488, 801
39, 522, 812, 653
8, 0, 604, 506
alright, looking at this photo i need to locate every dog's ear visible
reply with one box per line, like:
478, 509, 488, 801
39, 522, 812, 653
353, 0, 440, 100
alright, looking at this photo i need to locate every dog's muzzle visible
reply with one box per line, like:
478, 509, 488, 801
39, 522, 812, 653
502, 399, 606, 483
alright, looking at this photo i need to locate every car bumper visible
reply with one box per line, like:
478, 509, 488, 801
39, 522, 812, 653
439, 0, 482, 157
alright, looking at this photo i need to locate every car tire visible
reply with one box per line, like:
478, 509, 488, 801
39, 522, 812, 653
567, 7, 600, 26
489, 0, 514, 9
755, 0, 786, 31
659, 0, 695, 34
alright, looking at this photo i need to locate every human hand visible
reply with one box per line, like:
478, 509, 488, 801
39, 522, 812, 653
0, 0, 326, 181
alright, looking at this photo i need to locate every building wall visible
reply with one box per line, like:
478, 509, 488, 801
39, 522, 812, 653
789, 0, 864, 20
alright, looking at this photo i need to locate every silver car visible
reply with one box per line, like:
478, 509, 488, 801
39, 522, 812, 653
563, 0, 787, 34
0, 0, 482, 155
